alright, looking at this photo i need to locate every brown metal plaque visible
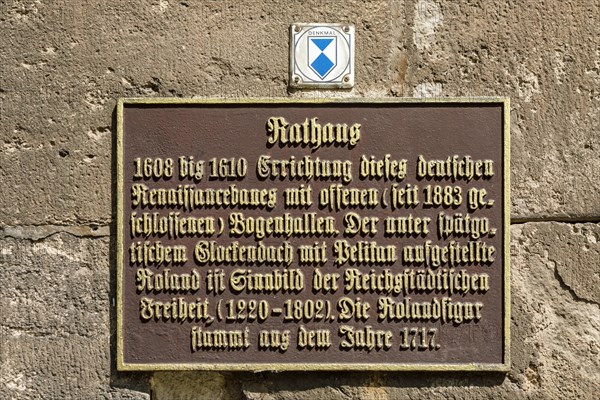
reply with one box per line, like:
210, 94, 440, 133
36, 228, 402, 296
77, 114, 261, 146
116, 98, 510, 371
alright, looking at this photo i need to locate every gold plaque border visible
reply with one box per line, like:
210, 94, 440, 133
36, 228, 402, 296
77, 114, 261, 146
116, 97, 510, 372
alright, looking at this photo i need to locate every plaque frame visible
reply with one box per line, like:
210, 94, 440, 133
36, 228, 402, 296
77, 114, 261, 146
116, 97, 510, 372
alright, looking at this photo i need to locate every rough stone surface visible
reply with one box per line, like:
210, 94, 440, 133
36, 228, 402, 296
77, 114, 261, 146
0, 0, 393, 225
151, 372, 242, 400
2, 0, 600, 399
399, 0, 600, 220
0, 234, 149, 399
508, 223, 600, 399
2, 1, 599, 224
549, 224, 600, 304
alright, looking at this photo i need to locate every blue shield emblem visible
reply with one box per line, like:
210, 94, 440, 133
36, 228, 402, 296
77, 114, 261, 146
308, 37, 337, 79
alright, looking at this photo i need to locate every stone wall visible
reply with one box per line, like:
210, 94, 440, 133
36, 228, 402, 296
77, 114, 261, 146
1, 1, 598, 399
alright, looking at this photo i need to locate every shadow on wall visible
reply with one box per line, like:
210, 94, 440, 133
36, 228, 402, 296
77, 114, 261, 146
239, 370, 507, 395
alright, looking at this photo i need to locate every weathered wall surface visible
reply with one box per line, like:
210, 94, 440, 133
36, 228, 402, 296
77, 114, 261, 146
1, 1, 598, 399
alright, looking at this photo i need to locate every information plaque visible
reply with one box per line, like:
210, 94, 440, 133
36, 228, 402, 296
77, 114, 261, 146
116, 98, 510, 371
